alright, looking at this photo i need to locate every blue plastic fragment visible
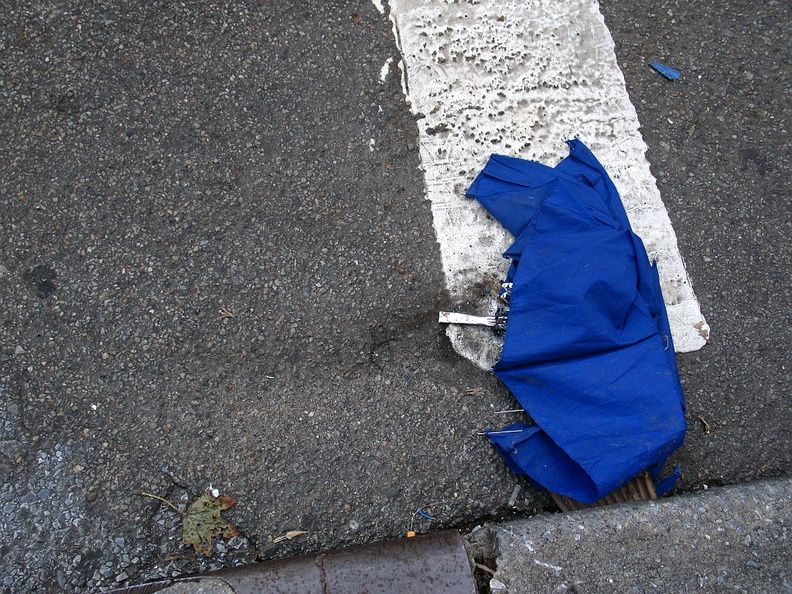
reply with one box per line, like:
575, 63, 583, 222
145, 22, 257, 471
650, 61, 681, 80
416, 508, 437, 521
655, 466, 683, 496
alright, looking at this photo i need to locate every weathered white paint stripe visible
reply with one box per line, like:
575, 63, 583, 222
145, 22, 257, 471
382, 0, 709, 369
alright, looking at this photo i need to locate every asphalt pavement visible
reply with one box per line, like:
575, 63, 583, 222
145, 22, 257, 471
0, 1, 789, 592
599, 0, 791, 487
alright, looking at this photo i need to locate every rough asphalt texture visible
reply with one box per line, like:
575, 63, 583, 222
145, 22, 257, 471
0, 0, 789, 592
0, 3, 526, 591
599, 0, 791, 488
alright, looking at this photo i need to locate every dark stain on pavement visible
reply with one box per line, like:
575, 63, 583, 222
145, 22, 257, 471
22, 265, 58, 298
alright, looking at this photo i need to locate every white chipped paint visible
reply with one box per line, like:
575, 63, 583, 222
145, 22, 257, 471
396, 59, 409, 102
387, 0, 709, 369
370, 0, 385, 15
379, 57, 393, 82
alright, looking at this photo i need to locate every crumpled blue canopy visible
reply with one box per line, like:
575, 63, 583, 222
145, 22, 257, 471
467, 140, 686, 504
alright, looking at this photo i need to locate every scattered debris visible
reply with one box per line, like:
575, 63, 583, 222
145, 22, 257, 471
551, 471, 658, 512
650, 61, 681, 80
476, 429, 523, 436
138, 489, 240, 556
416, 507, 437, 521
698, 416, 711, 434
507, 484, 521, 507
407, 504, 439, 536
475, 562, 496, 575
182, 493, 240, 556
273, 530, 308, 544
439, 310, 508, 334
465, 387, 485, 396
655, 466, 683, 496
219, 307, 236, 318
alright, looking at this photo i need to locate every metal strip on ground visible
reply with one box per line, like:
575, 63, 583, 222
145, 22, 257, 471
382, 0, 709, 370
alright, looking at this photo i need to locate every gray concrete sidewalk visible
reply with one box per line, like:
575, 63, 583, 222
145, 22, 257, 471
483, 478, 791, 593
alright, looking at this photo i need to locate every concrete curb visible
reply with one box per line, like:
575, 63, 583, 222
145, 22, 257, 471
109, 478, 790, 593
107, 530, 478, 594
483, 477, 791, 593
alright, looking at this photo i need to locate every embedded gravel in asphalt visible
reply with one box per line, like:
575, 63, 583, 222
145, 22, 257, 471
0, 0, 789, 591
599, 0, 791, 488
0, 2, 533, 590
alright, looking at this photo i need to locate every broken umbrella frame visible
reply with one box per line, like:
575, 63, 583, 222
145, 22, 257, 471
438, 282, 511, 335
441, 140, 686, 506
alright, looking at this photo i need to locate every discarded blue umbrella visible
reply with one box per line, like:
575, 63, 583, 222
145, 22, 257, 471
466, 140, 686, 504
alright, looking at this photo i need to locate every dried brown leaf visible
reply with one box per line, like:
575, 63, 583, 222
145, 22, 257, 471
273, 530, 308, 544
182, 493, 240, 556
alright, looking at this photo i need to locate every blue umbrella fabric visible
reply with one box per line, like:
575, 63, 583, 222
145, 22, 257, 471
467, 140, 686, 504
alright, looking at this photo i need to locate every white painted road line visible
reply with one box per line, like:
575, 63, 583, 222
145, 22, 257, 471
382, 0, 710, 370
